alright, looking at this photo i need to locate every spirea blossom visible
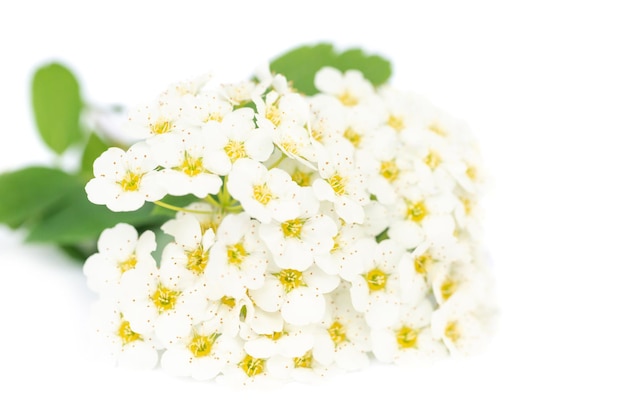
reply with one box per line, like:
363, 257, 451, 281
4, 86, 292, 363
85, 64, 496, 386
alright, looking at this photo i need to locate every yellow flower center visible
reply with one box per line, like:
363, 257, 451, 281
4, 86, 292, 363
406, 201, 428, 223
428, 122, 447, 137
179, 152, 205, 177
444, 321, 461, 343
328, 173, 347, 195
293, 350, 314, 369
226, 242, 248, 266
343, 127, 362, 147
252, 183, 273, 205
188, 333, 218, 358
117, 320, 142, 345
413, 253, 432, 275
338, 91, 358, 106
387, 115, 405, 131
461, 197, 473, 215
327, 321, 347, 346
291, 169, 312, 187
186, 246, 209, 275
466, 166, 477, 181
281, 218, 305, 239
275, 269, 305, 292
240, 354, 265, 377
118, 254, 137, 273
396, 325, 419, 349
266, 103, 282, 126
365, 268, 388, 291
220, 296, 236, 308
150, 118, 172, 135
151, 283, 180, 313
118, 171, 142, 192
224, 139, 247, 162
379, 160, 400, 182
423, 151, 442, 170
440, 277, 458, 301
263, 331, 284, 341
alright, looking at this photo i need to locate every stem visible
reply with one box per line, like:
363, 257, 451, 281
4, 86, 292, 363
153, 200, 215, 215
267, 153, 287, 170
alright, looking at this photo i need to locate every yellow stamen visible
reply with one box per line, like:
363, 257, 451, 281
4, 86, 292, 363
445, 321, 461, 343
328, 173, 347, 195
413, 253, 432, 275
387, 115, 405, 131
423, 151, 442, 170
396, 325, 419, 349
428, 122, 447, 137
226, 242, 248, 266
240, 354, 265, 377
293, 350, 314, 369
365, 268, 388, 291
179, 152, 205, 177
118, 254, 137, 273
186, 246, 208, 275
275, 269, 305, 292
406, 201, 429, 223
188, 333, 218, 358
327, 321, 347, 346
252, 183, 273, 205
281, 218, 305, 239
118, 171, 142, 192
150, 283, 180, 313
117, 320, 142, 345
224, 140, 247, 162
338, 91, 358, 106
291, 169, 312, 187
150, 118, 172, 135
379, 160, 400, 182
343, 127, 362, 147
440, 277, 458, 301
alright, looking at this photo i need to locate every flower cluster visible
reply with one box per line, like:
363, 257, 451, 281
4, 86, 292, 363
84, 65, 495, 385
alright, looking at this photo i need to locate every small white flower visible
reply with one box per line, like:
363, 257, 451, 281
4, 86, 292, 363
206, 213, 269, 298
160, 321, 241, 381
371, 300, 447, 365
90, 298, 159, 370
314, 67, 376, 108
160, 214, 216, 287
259, 187, 337, 270
431, 302, 488, 357
227, 159, 300, 224
83, 223, 157, 296
312, 140, 368, 224
85, 143, 165, 211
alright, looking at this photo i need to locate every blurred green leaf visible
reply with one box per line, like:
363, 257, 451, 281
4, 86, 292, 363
0, 167, 79, 228
80, 132, 109, 179
26, 184, 167, 245
269, 43, 392, 95
32, 62, 83, 154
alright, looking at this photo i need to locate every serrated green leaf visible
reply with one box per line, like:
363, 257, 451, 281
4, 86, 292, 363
269, 43, 392, 95
0, 166, 79, 228
26, 184, 166, 245
80, 132, 109, 179
32, 62, 83, 154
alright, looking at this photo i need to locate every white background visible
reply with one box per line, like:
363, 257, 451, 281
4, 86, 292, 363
1, 1, 625, 416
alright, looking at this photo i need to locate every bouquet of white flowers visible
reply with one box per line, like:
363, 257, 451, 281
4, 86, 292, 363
0, 43, 495, 386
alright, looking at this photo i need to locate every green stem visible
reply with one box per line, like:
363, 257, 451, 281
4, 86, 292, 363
153, 200, 214, 214
267, 153, 287, 170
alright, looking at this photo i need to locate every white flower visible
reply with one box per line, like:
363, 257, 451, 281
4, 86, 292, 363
201, 107, 274, 171
206, 213, 269, 298
314, 218, 368, 278
312, 140, 368, 224
431, 302, 488, 357
248, 263, 339, 326
371, 300, 447, 365
155, 134, 224, 198
259, 187, 337, 270
227, 159, 300, 224
89, 298, 159, 370
345, 238, 406, 329
314, 67, 376, 108
312, 284, 371, 371
160, 321, 241, 381
85, 143, 166, 211
160, 214, 216, 287
125, 96, 184, 143
387, 184, 457, 249
83, 223, 157, 296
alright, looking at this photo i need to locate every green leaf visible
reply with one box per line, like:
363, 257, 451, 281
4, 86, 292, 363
32, 62, 83, 154
269, 43, 392, 95
0, 166, 79, 228
80, 132, 109, 179
26, 184, 166, 245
